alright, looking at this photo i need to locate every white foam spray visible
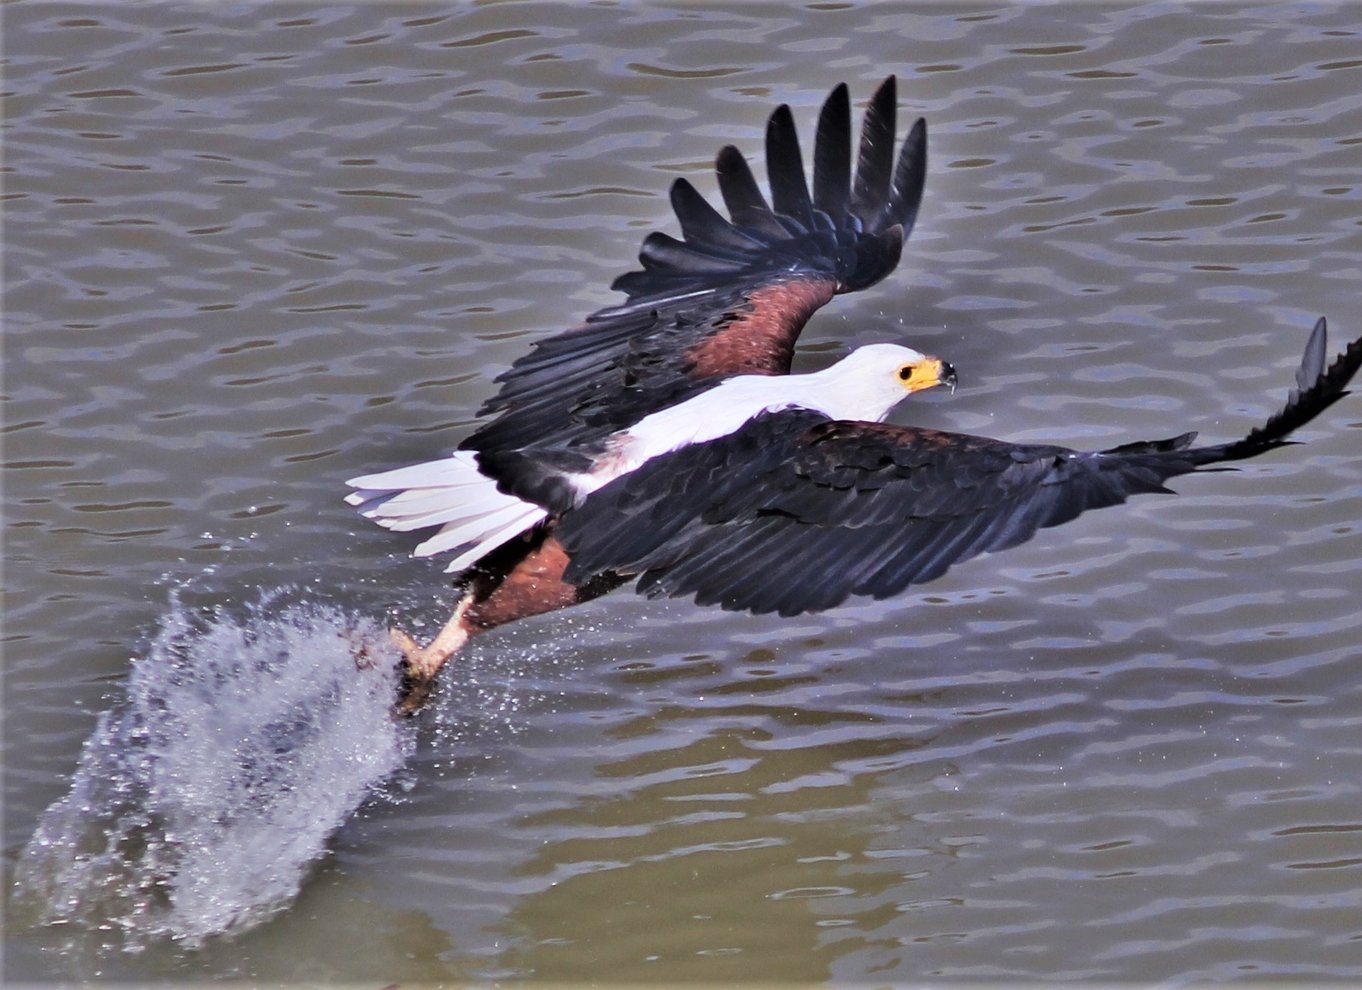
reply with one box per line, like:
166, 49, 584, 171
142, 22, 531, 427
13, 587, 414, 949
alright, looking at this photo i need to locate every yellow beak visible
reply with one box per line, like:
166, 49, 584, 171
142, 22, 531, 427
905, 357, 958, 394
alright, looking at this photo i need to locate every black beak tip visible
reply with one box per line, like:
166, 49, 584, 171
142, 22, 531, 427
941, 361, 958, 393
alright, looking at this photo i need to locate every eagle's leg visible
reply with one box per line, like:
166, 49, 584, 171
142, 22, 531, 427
390, 586, 475, 714
388, 532, 625, 715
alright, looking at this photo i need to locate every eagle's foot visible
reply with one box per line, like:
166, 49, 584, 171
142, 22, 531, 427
390, 627, 444, 716
388, 591, 475, 716
342, 626, 436, 713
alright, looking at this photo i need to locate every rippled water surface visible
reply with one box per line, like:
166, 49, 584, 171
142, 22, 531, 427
6, 2, 1362, 984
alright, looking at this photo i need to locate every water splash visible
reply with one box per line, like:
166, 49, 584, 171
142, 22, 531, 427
13, 587, 414, 949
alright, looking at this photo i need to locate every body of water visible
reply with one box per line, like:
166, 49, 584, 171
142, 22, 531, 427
5, 2, 1361, 984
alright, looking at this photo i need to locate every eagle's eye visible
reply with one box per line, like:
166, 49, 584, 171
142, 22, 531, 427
898, 365, 914, 381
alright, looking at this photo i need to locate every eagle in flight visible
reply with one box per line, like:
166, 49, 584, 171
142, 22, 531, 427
347, 77, 1362, 712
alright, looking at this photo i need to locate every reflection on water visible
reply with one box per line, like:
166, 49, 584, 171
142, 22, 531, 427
5, 0, 1362, 984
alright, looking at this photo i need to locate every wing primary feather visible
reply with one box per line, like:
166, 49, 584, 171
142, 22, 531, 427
812, 82, 852, 221
766, 104, 814, 225
715, 145, 785, 237
852, 75, 897, 227
670, 178, 765, 251
638, 231, 748, 273
888, 117, 928, 236
1297, 315, 1328, 392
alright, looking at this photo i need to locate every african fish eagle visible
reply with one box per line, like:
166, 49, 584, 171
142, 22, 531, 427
347, 77, 1362, 712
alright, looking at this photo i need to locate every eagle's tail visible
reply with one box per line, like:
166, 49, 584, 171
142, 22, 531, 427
345, 451, 548, 573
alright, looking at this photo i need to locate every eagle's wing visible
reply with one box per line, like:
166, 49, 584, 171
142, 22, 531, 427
557, 319, 1361, 616
464, 76, 928, 457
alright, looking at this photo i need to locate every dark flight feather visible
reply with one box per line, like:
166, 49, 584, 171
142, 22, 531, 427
813, 83, 852, 220
715, 145, 785, 236
766, 103, 815, 226
851, 76, 897, 227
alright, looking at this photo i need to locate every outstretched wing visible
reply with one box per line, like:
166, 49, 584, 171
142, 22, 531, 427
464, 76, 928, 458
557, 319, 1361, 617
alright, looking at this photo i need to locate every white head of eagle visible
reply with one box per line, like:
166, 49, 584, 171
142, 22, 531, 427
811, 342, 957, 412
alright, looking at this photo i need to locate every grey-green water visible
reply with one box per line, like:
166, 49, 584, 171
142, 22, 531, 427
5, 2, 1361, 984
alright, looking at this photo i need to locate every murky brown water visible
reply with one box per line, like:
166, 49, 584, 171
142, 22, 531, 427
5, 2, 1362, 984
